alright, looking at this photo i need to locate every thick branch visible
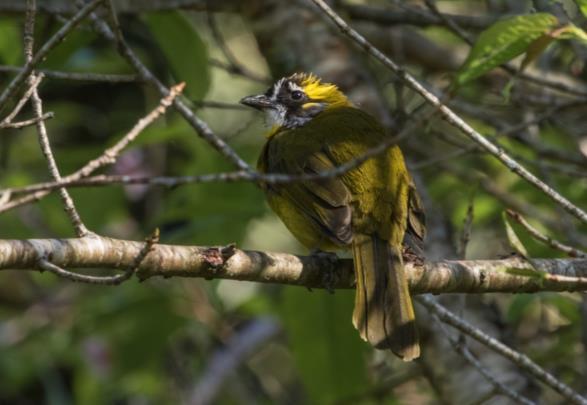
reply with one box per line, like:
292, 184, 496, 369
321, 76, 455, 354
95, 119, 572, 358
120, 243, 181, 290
0, 237, 586, 293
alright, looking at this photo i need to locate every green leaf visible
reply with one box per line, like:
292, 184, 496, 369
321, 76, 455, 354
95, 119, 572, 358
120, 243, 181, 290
279, 287, 369, 403
576, 0, 587, 18
143, 11, 210, 100
456, 13, 559, 85
502, 212, 529, 258
554, 24, 587, 44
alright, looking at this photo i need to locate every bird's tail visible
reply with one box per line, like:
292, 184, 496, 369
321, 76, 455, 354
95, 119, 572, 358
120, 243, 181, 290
351, 233, 420, 361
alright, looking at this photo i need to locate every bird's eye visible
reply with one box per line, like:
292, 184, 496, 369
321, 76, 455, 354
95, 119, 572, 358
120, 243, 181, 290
291, 90, 304, 100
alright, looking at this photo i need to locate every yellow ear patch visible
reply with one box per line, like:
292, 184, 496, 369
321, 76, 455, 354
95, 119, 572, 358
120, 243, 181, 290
302, 102, 321, 110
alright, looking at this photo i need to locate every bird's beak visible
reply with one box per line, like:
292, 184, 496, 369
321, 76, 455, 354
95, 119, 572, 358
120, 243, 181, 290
239, 94, 275, 110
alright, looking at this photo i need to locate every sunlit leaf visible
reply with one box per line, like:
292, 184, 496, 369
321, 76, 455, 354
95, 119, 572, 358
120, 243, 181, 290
554, 23, 587, 44
456, 13, 558, 85
575, 0, 587, 18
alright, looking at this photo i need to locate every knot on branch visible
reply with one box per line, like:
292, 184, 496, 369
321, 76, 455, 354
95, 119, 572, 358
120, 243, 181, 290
202, 244, 237, 272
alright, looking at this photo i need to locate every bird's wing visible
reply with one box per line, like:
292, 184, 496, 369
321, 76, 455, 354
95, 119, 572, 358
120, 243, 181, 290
267, 147, 353, 246
403, 179, 426, 257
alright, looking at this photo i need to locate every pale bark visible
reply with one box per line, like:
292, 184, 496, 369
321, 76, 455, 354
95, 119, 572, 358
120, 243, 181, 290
1, 236, 585, 294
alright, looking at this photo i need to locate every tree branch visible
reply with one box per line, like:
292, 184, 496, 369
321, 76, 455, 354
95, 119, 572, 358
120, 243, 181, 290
418, 295, 587, 405
342, 2, 497, 30
308, 0, 587, 225
0, 0, 237, 14
0, 65, 140, 83
0, 237, 586, 293
0, 82, 185, 213
0, 0, 105, 112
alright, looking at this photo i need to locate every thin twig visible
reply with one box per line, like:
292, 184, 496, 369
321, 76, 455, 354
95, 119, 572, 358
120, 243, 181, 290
0, 111, 54, 129
432, 310, 536, 405
347, 2, 587, 99
506, 210, 587, 258
192, 100, 249, 110
0, 73, 44, 126
189, 317, 281, 405
0, 0, 105, 112
99, 0, 251, 171
0, 65, 140, 83
38, 228, 159, 285
24, 0, 89, 237
205, 10, 269, 84
424, 0, 474, 44
417, 295, 587, 405
1, 102, 440, 197
0, 82, 185, 213
341, 2, 496, 30
308, 0, 587, 224
208, 58, 270, 84
39, 259, 121, 285
74, 82, 186, 178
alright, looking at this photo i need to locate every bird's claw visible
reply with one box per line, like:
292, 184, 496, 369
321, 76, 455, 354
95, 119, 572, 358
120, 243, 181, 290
310, 249, 339, 294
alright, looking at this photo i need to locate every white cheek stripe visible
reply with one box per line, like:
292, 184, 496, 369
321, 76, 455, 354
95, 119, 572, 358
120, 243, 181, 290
264, 106, 286, 127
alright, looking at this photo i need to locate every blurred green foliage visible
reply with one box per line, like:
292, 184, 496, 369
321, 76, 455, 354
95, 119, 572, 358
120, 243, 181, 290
0, 2, 586, 404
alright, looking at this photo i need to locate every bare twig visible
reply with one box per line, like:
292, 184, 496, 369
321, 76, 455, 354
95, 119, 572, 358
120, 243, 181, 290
205, 11, 269, 84
208, 58, 270, 84
341, 3, 496, 30
192, 100, 249, 110
99, 0, 251, 171
75, 82, 186, 178
0, 0, 223, 14
2, 98, 440, 200
432, 310, 536, 405
0, 111, 53, 129
0, 0, 105, 112
37, 228, 159, 285
1, 97, 437, 218
24, 0, 90, 237
0, 82, 185, 213
308, 0, 587, 224
424, 0, 474, 44
0, 73, 44, 126
348, 2, 587, 99
39, 259, 121, 284
0, 65, 139, 83
189, 317, 281, 405
417, 295, 587, 405
506, 210, 587, 258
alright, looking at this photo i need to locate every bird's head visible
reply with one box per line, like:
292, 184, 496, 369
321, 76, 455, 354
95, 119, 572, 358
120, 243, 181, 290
240, 73, 351, 130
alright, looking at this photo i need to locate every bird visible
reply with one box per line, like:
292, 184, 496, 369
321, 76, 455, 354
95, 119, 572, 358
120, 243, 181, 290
240, 73, 426, 361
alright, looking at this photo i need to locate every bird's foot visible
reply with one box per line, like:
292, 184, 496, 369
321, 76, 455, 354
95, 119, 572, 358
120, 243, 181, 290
309, 249, 339, 294
402, 245, 425, 267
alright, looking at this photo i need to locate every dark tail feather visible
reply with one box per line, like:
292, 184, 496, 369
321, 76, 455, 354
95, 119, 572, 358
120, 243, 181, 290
351, 234, 420, 361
